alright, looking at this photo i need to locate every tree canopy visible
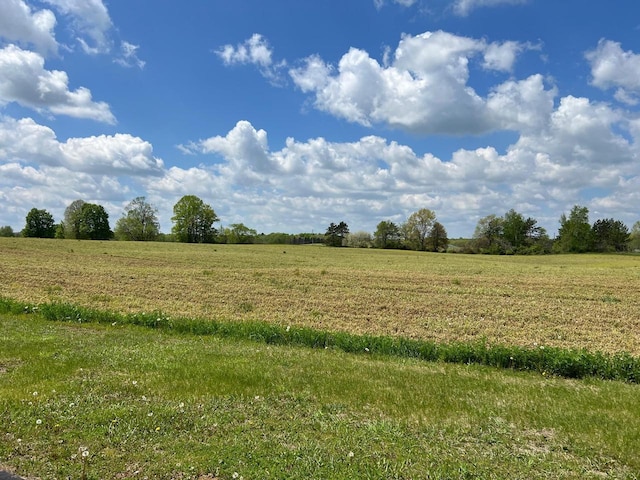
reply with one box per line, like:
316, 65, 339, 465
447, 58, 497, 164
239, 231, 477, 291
23, 208, 56, 238
77, 203, 112, 240
374, 221, 401, 249
403, 208, 436, 251
115, 197, 160, 241
325, 222, 349, 247
62, 199, 86, 239
555, 205, 592, 253
0, 226, 14, 237
171, 195, 219, 243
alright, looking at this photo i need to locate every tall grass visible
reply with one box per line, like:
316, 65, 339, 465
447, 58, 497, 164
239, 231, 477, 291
1, 296, 637, 383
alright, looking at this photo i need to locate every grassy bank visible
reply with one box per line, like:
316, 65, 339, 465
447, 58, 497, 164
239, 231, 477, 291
1, 313, 639, 479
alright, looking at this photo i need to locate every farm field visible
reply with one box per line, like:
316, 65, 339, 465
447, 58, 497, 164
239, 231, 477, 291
1, 237, 640, 355
1, 313, 639, 479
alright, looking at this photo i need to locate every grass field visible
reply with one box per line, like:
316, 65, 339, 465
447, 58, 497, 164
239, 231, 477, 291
2, 238, 640, 478
1, 237, 639, 355
1, 314, 639, 479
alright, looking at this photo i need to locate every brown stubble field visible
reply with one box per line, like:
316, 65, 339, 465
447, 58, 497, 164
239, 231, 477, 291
1, 237, 639, 355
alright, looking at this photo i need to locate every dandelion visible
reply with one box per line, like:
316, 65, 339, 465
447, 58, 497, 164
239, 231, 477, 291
155, 427, 160, 432
347, 451, 355, 458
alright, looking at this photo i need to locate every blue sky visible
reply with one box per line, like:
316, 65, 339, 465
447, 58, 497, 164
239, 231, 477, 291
1, 0, 640, 238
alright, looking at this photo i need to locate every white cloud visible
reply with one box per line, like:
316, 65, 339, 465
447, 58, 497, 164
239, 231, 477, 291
0, 0, 58, 55
586, 39, 640, 105
114, 41, 145, 69
453, 0, 528, 16
290, 31, 549, 135
217, 33, 273, 67
42, 0, 112, 54
0, 116, 163, 175
0, 44, 115, 123
487, 74, 557, 132
168, 108, 639, 236
483, 40, 531, 72
3, 92, 640, 236
216, 34, 285, 83
373, 0, 418, 9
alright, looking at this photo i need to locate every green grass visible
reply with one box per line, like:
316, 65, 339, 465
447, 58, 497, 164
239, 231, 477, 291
2, 297, 639, 383
1, 313, 639, 479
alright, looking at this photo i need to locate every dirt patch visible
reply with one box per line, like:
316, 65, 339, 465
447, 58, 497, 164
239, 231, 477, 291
0, 360, 21, 375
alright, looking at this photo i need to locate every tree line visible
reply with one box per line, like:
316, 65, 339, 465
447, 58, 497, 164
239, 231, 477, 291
5, 195, 640, 254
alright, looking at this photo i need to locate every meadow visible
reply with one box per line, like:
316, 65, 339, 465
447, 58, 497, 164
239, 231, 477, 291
1, 237, 640, 354
1, 238, 640, 478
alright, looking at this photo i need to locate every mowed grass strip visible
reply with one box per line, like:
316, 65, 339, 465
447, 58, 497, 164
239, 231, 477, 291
1, 314, 639, 479
2, 237, 640, 355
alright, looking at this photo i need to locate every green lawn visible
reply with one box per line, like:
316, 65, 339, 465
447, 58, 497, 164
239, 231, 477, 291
1, 314, 639, 479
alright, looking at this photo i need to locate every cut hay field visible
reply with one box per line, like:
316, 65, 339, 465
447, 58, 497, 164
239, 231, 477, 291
1, 237, 639, 355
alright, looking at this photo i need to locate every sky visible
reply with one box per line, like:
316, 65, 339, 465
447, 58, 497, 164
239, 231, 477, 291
1, 0, 640, 238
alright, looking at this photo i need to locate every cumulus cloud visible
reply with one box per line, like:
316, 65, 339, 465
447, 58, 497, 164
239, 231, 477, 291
216, 34, 285, 84
3, 100, 640, 236
0, 44, 115, 123
0, 0, 58, 55
483, 40, 537, 72
586, 39, 640, 105
453, 0, 529, 16
42, 0, 112, 53
289, 31, 549, 135
169, 107, 639, 235
0, 116, 163, 174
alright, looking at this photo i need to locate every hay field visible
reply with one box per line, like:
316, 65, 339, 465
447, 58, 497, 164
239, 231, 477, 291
1, 237, 639, 354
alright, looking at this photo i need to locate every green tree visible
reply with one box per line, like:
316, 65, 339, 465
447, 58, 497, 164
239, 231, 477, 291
591, 218, 629, 252
22, 208, 56, 238
325, 221, 349, 247
501, 209, 548, 253
630, 221, 640, 251
114, 197, 160, 241
555, 205, 592, 253
224, 223, 257, 244
403, 208, 436, 251
77, 203, 112, 240
0, 226, 15, 237
472, 214, 505, 253
171, 195, 219, 243
502, 209, 527, 251
62, 199, 86, 239
427, 221, 448, 252
373, 220, 401, 249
